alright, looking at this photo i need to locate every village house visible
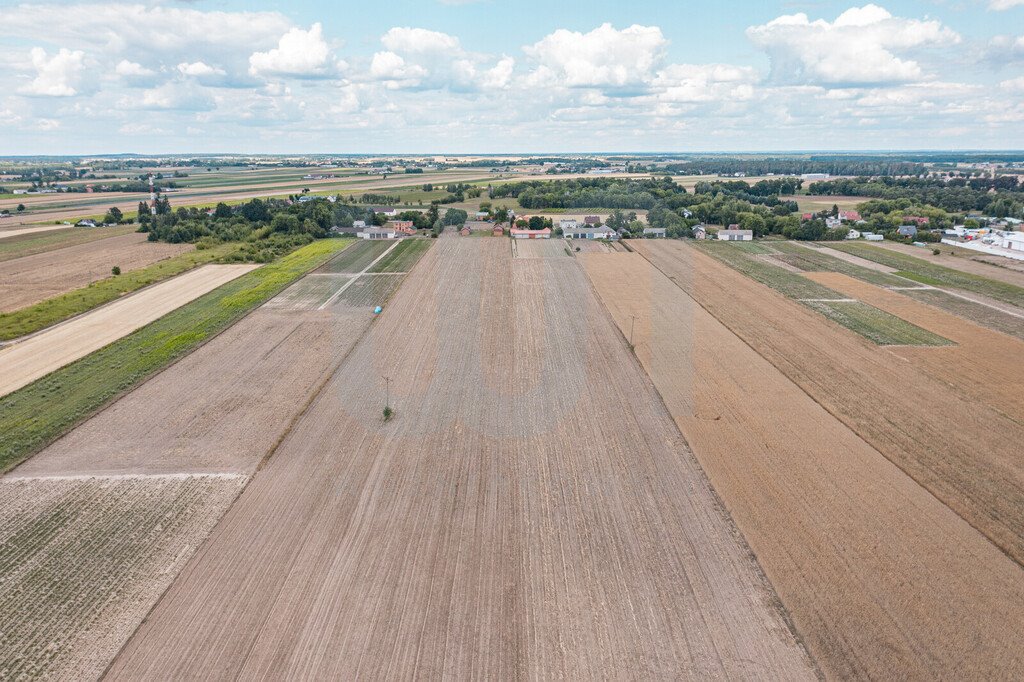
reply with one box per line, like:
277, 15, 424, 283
510, 227, 551, 239
492, 225, 505, 236
692, 224, 707, 239
642, 227, 667, 238
369, 206, 399, 217
559, 218, 579, 231
385, 220, 416, 235
897, 225, 918, 237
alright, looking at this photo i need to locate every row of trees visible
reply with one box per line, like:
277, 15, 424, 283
807, 177, 1024, 217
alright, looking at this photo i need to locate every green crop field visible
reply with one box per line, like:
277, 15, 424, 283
367, 238, 433, 273
802, 300, 953, 346
830, 242, 1024, 308
0, 243, 243, 341
316, 239, 393, 273
767, 242, 912, 287
0, 238, 351, 472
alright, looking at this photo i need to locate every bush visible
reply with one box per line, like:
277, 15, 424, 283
111, 266, 121, 276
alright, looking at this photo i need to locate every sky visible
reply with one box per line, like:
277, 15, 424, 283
0, 0, 1022, 154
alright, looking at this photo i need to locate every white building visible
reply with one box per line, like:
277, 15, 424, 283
352, 220, 366, 228
564, 226, 617, 240
846, 229, 861, 240
559, 218, 579, 231
643, 227, 667, 238
359, 227, 397, 240
717, 228, 753, 241
800, 173, 830, 181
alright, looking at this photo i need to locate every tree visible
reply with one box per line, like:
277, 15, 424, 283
213, 202, 232, 219
443, 208, 468, 226
104, 206, 123, 224
16, 203, 25, 212
239, 198, 270, 222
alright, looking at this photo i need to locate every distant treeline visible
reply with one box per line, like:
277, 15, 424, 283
658, 157, 927, 177
808, 177, 1024, 217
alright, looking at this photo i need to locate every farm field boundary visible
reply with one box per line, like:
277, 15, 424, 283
634, 240, 1024, 567
580, 249, 1024, 679
0, 225, 136, 262
0, 242, 238, 340
0, 239, 351, 473
0, 263, 258, 397
107, 238, 816, 679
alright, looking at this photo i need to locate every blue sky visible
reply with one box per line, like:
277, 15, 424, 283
0, 0, 1022, 154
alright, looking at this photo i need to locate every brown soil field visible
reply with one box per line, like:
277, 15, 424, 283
15, 306, 374, 477
0, 225, 137, 263
0, 233, 192, 312
0, 224, 74, 239
904, 287, 1024, 341
803, 272, 1024, 421
0, 264, 257, 397
580, 250, 1024, 679
108, 239, 815, 679
0, 474, 244, 680
511, 238, 568, 258
872, 240, 1024, 288
634, 240, 1024, 566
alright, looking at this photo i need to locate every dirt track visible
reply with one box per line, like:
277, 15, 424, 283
107, 238, 815, 679
635, 240, 1024, 567
0, 233, 191, 312
0, 264, 256, 397
581, 250, 1024, 679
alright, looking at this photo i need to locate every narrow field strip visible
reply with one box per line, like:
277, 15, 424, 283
0, 239, 351, 473
317, 239, 403, 310
0, 225, 136, 263
635, 240, 1024, 569
695, 241, 951, 346
0, 264, 258, 397
804, 271, 1024, 421
580, 249, 1024, 679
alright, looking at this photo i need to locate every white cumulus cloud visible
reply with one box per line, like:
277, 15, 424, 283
19, 47, 86, 96
990, 0, 1024, 9
177, 61, 225, 77
249, 23, 339, 78
115, 60, 155, 77
746, 4, 959, 85
524, 23, 667, 90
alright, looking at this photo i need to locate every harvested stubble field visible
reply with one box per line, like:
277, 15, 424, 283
315, 238, 393, 273
366, 238, 433, 273
511, 238, 570, 258
803, 272, 1024, 421
830, 241, 1024, 308
635, 240, 1024, 567
0, 233, 192, 312
0, 473, 244, 680
0, 264, 257, 398
580, 249, 1024, 679
108, 238, 815, 680
694, 241, 950, 346
334, 273, 406, 308
262, 273, 351, 310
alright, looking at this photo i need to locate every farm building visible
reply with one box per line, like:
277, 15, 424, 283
692, 224, 707, 239
475, 211, 489, 219
510, 227, 551, 239
75, 219, 97, 228
897, 225, 918, 237
864, 232, 884, 241
330, 226, 362, 236
492, 225, 505, 236
386, 220, 416, 235
353, 220, 366, 228
359, 227, 398, 240
903, 216, 930, 225
846, 229, 861, 240
840, 210, 862, 222
559, 218, 579, 230
717, 228, 754, 241
643, 227, 667, 238
369, 206, 398, 217
565, 226, 618, 240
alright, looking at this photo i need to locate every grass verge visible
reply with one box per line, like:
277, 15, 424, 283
830, 242, 1024, 308
0, 243, 242, 341
0, 238, 352, 472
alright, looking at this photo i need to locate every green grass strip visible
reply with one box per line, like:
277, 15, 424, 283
830, 242, 1024, 308
367, 238, 434, 273
0, 243, 244, 341
802, 300, 952, 346
0, 238, 352, 472
892, 270, 946, 287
